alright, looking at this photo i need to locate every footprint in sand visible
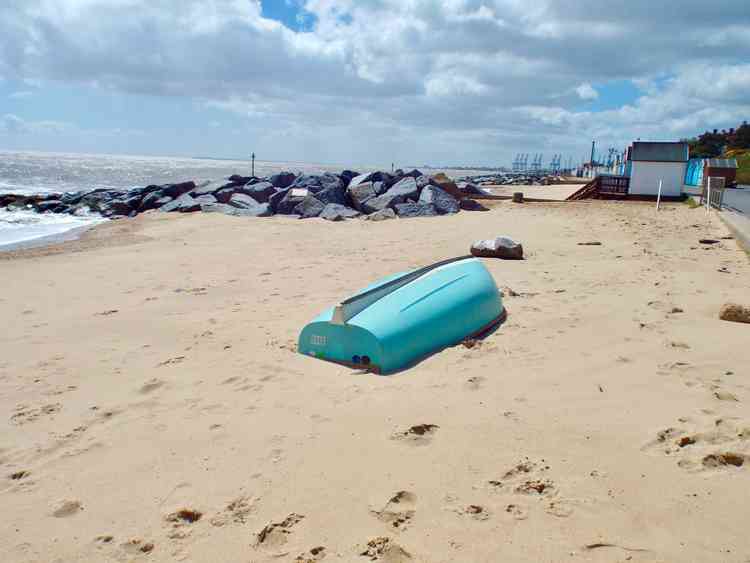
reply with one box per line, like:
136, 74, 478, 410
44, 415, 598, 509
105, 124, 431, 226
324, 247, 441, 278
359, 537, 412, 562
165, 508, 203, 528
10, 403, 61, 425
52, 499, 83, 517
371, 491, 417, 531
464, 376, 485, 390
255, 513, 304, 549
139, 378, 165, 394
210, 495, 256, 527
391, 424, 439, 446
120, 538, 155, 555
644, 416, 749, 472
296, 546, 327, 562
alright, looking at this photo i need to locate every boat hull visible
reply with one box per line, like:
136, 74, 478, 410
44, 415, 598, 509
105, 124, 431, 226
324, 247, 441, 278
298, 256, 503, 374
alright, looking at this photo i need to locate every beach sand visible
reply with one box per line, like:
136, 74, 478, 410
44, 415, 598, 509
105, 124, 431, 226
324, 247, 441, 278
1, 200, 749, 562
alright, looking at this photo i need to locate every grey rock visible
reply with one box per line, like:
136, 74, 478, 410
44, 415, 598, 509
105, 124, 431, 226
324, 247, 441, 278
315, 181, 347, 206
160, 194, 201, 213
269, 172, 296, 189
194, 194, 217, 206
100, 199, 133, 217
293, 195, 326, 218
340, 170, 360, 187
139, 190, 168, 211
161, 181, 197, 198
389, 176, 419, 200
363, 208, 396, 221
60, 192, 84, 206
201, 202, 272, 217
470, 236, 524, 260
191, 180, 229, 197
291, 174, 324, 193
347, 173, 374, 190
457, 182, 488, 195
243, 181, 275, 203
37, 199, 64, 213
268, 188, 291, 213
347, 182, 377, 211
394, 202, 439, 218
215, 187, 237, 204
228, 174, 254, 185
416, 174, 432, 189
275, 188, 310, 214
228, 193, 259, 209
319, 203, 361, 221
419, 185, 459, 214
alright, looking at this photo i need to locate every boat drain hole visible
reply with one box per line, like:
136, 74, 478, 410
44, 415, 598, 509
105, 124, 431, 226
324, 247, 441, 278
352, 355, 361, 364
361, 356, 371, 365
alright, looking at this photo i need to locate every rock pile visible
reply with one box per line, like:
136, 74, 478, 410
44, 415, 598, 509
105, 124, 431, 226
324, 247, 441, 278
0, 168, 491, 222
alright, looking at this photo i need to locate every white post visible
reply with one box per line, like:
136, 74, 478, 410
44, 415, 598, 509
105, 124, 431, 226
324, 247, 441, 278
706, 177, 711, 213
656, 180, 662, 211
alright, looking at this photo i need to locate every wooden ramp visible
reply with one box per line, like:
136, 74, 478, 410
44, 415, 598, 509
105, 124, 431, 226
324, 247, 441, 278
567, 175, 630, 200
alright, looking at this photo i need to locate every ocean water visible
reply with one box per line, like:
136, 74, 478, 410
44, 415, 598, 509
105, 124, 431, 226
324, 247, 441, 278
0, 150, 491, 249
0, 151, 361, 249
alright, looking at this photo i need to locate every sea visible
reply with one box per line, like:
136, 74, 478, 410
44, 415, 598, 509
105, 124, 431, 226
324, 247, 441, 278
0, 151, 411, 249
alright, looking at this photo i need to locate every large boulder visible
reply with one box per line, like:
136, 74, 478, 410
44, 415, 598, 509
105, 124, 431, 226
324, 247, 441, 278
315, 181, 347, 206
194, 194, 217, 206
348, 171, 391, 190
162, 181, 197, 199
347, 182, 377, 211
361, 177, 419, 214
457, 182, 489, 195
269, 172, 296, 189
139, 190, 169, 211
100, 198, 133, 217
268, 188, 290, 213
275, 188, 310, 214
719, 303, 750, 324
227, 193, 259, 209
191, 180, 229, 197
37, 199, 64, 213
160, 193, 201, 213
293, 195, 326, 218
340, 170, 360, 187
470, 237, 524, 259
291, 174, 325, 193
215, 187, 237, 204
363, 208, 397, 221
242, 181, 276, 203
394, 202, 439, 218
319, 203, 361, 221
419, 185, 459, 214
404, 169, 423, 179
430, 173, 465, 199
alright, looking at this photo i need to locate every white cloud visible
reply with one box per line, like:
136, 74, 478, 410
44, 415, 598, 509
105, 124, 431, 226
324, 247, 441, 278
0, 0, 748, 163
575, 83, 599, 101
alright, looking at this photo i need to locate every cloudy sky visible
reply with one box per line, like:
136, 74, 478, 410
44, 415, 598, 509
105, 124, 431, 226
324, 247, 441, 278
1, 0, 749, 167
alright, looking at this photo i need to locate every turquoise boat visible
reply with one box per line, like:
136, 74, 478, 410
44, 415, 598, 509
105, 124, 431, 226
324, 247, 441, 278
298, 256, 504, 374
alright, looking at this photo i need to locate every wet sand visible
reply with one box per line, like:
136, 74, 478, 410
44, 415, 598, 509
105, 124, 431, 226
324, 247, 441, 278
1, 201, 749, 562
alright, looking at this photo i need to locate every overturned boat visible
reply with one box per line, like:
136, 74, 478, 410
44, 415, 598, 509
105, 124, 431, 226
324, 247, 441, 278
298, 256, 504, 374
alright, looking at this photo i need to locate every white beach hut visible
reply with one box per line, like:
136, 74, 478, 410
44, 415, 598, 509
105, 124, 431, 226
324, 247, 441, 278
626, 141, 689, 197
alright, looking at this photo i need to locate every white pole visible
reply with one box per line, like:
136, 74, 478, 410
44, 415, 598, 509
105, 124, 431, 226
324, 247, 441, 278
656, 180, 662, 211
706, 177, 711, 213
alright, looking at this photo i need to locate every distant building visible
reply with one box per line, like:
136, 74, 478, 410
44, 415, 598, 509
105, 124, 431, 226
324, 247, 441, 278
685, 157, 738, 188
625, 141, 689, 197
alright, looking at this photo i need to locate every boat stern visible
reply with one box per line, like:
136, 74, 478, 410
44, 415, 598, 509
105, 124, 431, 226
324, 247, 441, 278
298, 319, 384, 373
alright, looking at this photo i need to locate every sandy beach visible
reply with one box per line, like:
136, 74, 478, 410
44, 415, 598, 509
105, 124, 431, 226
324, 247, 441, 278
1, 199, 749, 563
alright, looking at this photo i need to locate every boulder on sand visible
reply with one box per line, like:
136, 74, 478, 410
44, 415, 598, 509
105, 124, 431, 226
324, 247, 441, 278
394, 202, 439, 218
293, 195, 326, 218
227, 193, 257, 209
160, 193, 201, 213
243, 181, 276, 203
362, 177, 419, 214
430, 173, 465, 200
319, 203, 361, 221
719, 303, 750, 324
419, 185, 459, 214
347, 182, 377, 211
470, 237, 523, 259
275, 188, 310, 214
202, 202, 271, 217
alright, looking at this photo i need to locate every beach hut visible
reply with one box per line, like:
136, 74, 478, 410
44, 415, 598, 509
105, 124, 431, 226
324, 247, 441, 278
685, 158, 738, 188
626, 141, 689, 197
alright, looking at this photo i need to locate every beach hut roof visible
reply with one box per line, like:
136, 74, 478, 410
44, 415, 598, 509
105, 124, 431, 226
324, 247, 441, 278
631, 141, 689, 163
705, 158, 738, 169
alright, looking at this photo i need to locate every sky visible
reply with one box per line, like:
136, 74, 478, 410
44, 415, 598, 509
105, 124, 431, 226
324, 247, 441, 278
1, 0, 749, 167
